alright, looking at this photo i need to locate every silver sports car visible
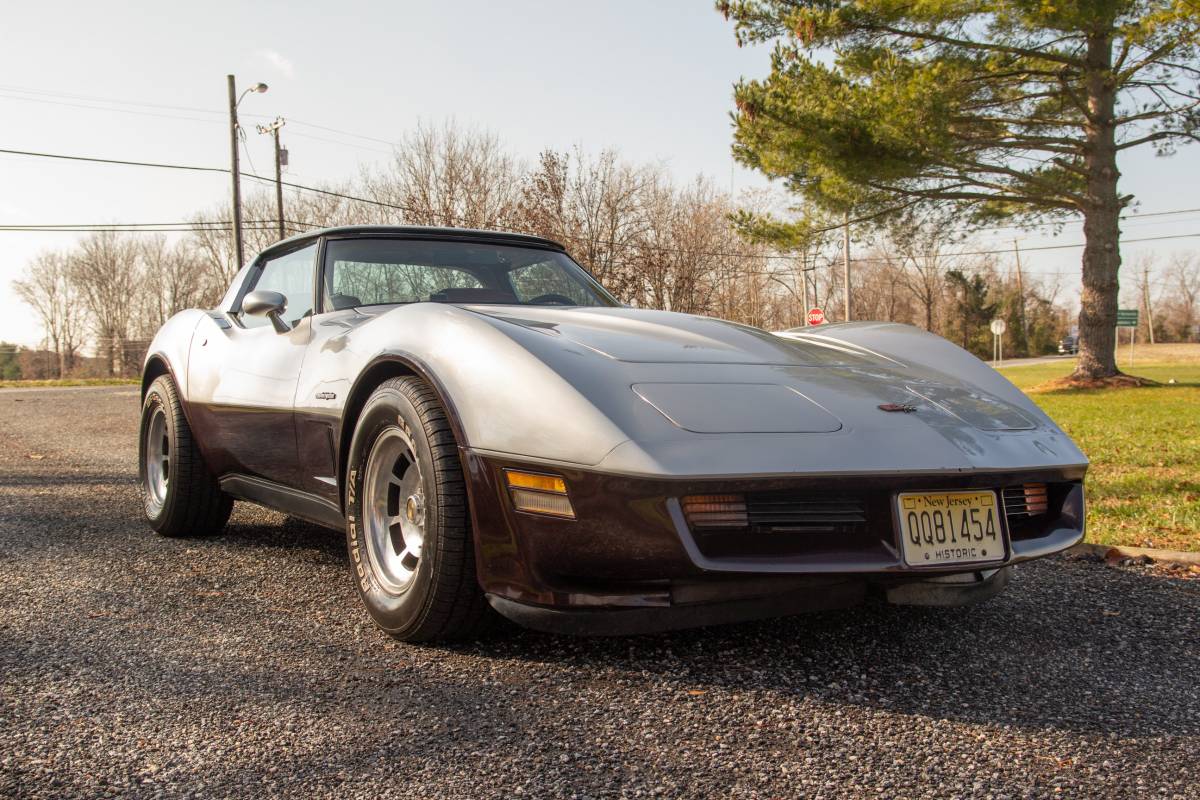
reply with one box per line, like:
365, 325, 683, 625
139, 225, 1087, 640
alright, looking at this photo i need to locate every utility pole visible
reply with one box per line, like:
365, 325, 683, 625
1143, 264, 1156, 344
257, 117, 287, 241
802, 264, 810, 322
226, 75, 244, 269
1012, 239, 1027, 342
842, 211, 851, 322
226, 75, 268, 268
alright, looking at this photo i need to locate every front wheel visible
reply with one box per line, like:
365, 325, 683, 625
346, 377, 492, 641
139, 375, 232, 536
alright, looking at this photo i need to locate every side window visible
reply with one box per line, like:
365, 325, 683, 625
508, 260, 589, 305
242, 243, 317, 328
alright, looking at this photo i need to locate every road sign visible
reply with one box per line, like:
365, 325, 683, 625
1116, 308, 1139, 328
990, 318, 1007, 366
807, 307, 826, 326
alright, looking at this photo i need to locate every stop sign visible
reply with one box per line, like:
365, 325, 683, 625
807, 307, 826, 326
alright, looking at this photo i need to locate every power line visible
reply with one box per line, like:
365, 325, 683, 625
0, 84, 228, 116
4, 145, 1199, 263
4, 81, 1200, 240
0, 92, 227, 126
0, 84, 399, 150
0, 220, 280, 228
0, 147, 227, 173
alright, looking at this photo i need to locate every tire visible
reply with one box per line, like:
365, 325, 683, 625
346, 376, 492, 641
139, 375, 233, 537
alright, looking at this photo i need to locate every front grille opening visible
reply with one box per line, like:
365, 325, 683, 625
684, 491, 879, 559
1003, 482, 1067, 541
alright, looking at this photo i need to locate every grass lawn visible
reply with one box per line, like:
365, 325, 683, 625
0, 377, 139, 389
999, 344, 1200, 552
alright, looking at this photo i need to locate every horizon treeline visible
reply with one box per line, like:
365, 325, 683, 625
11, 122, 1199, 379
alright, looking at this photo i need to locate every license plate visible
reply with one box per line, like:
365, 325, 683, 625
896, 490, 1005, 567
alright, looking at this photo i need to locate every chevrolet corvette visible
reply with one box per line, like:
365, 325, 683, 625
139, 225, 1087, 640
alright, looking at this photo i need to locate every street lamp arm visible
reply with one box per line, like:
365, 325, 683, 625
236, 82, 269, 107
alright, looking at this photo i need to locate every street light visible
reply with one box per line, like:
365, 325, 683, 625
227, 76, 268, 270
239, 82, 269, 105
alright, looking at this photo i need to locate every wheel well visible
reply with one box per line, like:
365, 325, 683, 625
337, 360, 418, 511
142, 356, 170, 399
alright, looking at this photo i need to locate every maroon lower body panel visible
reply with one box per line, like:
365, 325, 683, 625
462, 450, 1085, 634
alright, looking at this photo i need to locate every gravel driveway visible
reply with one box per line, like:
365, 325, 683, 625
1, 386, 1196, 799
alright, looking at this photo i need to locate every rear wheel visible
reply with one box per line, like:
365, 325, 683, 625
346, 376, 492, 641
139, 375, 232, 536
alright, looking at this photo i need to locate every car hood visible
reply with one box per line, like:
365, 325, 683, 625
348, 304, 1086, 476
466, 305, 889, 367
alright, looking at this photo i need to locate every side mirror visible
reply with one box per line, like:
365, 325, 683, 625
242, 289, 291, 333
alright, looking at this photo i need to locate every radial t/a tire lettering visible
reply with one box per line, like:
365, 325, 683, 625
346, 376, 492, 642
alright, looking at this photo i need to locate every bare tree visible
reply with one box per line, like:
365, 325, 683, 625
853, 251, 912, 325
12, 252, 87, 377
517, 148, 652, 300
1164, 253, 1199, 342
132, 235, 217, 338
69, 231, 140, 376
361, 121, 522, 230
887, 216, 955, 333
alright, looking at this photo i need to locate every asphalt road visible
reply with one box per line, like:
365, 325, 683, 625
1, 386, 1197, 799
993, 354, 1076, 369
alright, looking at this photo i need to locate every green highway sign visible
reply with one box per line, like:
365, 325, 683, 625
1116, 308, 1139, 328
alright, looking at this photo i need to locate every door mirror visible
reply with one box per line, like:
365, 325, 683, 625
242, 290, 291, 333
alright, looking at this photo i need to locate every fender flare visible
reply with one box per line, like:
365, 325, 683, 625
337, 351, 472, 513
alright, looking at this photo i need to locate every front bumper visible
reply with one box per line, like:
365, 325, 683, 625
463, 451, 1084, 634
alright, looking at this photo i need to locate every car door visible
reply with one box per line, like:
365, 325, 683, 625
187, 241, 319, 489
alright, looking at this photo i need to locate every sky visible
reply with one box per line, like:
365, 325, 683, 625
1, 0, 1198, 346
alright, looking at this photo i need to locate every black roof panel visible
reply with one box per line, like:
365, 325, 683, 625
259, 225, 566, 259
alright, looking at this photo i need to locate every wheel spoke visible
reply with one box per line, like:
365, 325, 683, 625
362, 427, 427, 595
143, 406, 170, 506
388, 517, 406, 555
399, 546, 420, 572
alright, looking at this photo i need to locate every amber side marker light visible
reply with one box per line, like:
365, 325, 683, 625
505, 470, 575, 519
682, 494, 749, 529
1023, 483, 1049, 515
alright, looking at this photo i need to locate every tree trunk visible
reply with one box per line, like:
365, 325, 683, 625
1075, 31, 1122, 379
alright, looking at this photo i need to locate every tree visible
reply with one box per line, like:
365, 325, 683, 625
0, 343, 21, 380
362, 120, 521, 230
70, 231, 139, 376
133, 236, 212, 337
516, 148, 651, 300
719, 0, 1200, 379
1164, 252, 1199, 340
12, 252, 86, 377
886, 212, 960, 333
945, 269, 999, 357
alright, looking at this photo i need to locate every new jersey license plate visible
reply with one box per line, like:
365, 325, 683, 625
896, 490, 1005, 567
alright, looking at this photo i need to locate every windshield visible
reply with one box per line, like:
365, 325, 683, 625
322, 237, 619, 311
